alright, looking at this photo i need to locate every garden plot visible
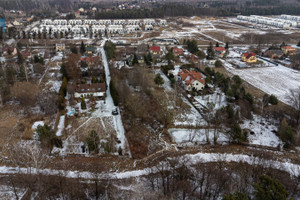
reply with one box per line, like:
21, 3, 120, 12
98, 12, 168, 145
224, 63, 300, 106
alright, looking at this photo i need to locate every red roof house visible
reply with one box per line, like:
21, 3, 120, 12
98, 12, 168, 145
281, 46, 296, 55
178, 69, 205, 91
150, 46, 161, 54
173, 48, 184, 56
214, 47, 226, 57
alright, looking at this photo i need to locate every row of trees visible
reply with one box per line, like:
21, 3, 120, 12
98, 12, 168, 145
144, 154, 298, 199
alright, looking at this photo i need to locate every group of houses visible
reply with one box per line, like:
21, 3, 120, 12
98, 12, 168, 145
31, 19, 166, 35
237, 14, 300, 28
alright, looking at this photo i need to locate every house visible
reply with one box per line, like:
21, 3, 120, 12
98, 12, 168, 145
137, 55, 144, 64
205, 59, 217, 66
136, 44, 148, 55
3, 47, 17, 56
178, 69, 205, 91
21, 51, 31, 59
173, 48, 184, 56
242, 52, 257, 63
80, 56, 100, 67
281, 46, 296, 55
85, 46, 97, 54
67, 83, 106, 99
56, 44, 65, 52
150, 46, 161, 55
127, 54, 134, 66
214, 47, 226, 57
265, 49, 284, 59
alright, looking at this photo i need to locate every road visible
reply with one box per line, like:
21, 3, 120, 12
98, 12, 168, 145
99, 40, 131, 157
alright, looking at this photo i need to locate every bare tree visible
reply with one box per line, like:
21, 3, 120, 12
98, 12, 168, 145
287, 87, 300, 125
10, 81, 39, 108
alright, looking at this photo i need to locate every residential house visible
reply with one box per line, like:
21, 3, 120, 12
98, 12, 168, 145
265, 49, 284, 59
80, 56, 100, 67
173, 48, 184, 56
85, 46, 97, 54
150, 46, 161, 55
3, 47, 17, 56
127, 54, 134, 66
214, 47, 226, 57
137, 55, 144, 64
242, 52, 257, 63
67, 83, 106, 99
136, 44, 148, 55
56, 44, 66, 52
281, 46, 296, 55
21, 51, 31, 59
178, 69, 205, 91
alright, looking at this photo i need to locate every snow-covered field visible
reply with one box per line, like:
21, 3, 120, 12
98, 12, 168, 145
241, 115, 282, 148
225, 64, 300, 106
169, 128, 228, 145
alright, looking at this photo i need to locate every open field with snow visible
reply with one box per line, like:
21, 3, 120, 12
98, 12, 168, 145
224, 64, 300, 106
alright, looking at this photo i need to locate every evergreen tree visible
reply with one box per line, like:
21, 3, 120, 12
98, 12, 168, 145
186, 39, 199, 54
110, 80, 119, 106
81, 97, 87, 109
80, 41, 86, 55
18, 65, 26, 81
60, 63, 68, 79
229, 123, 247, 143
36, 124, 62, 149
197, 50, 206, 59
17, 50, 24, 65
166, 51, 174, 62
133, 54, 138, 65
215, 59, 222, 68
225, 42, 229, 49
278, 118, 294, 148
154, 73, 164, 86
269, 94, 278, 105
206, 42, 215, 60
244, 93, 254, 104
254, 175, 289, 200
104, 41, 116, 59
223, 191, 249, 200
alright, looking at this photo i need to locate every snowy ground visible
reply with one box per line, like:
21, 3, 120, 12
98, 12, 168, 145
0, 185, 27, 200
31, 121, 44, 130
241, 114, 282, 148
193, 89, 227, 110
56, 115, 65, 137
169, 128, 228, 145
224, 63, 300, 106
0, 150, 300, 180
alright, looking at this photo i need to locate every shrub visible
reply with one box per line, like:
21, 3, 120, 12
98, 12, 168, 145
229, 123, 248, 144
244, 93, 254, 104
269, 94, 278, 105
215, 59, 223, 68
86, 130, 100, 154
278, 118, 294, 148
154, 73, 164, 86
254, 175, 288, 200
36, 124, 62, 149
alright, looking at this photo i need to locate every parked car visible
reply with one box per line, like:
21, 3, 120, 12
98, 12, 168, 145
112, 108, 118, 115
